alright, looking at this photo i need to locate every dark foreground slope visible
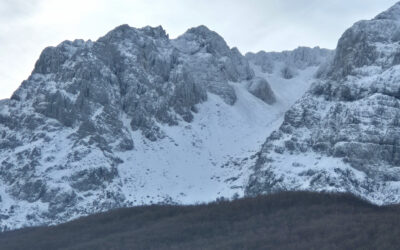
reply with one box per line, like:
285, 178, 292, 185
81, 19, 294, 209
1, 192, 399, 250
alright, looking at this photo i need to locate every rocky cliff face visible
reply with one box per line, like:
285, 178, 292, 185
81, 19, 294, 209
0, 24, 329, 230
246, 3, 400, 204
11, 25, 255, 143
246, 47, 334, 78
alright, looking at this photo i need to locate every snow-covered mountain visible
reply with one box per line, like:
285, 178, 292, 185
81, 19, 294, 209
246, 2, 400, 205
3, 2, 400, 231
0, 24, 330, 230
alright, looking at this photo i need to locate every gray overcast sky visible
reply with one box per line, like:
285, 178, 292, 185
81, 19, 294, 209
0, 0, 399, 100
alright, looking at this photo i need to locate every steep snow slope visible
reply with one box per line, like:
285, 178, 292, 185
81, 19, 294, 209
246, 2, 400, 205
0, 24, 330, 231
115, 62, 327, 205
117, 83, 281, 205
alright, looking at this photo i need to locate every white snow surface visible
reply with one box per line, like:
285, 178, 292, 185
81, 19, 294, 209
116, 66, 317, 205
118, 83, 278, 204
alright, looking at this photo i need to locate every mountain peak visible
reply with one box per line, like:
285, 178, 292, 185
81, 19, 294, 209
101, 24, 169, 41
186, 25, 216, 36
325, 2, 400, 79
139, 25, 168, 39
174, 25, 231, 58
180, 25, 226, 45
374, 1, 400, 21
